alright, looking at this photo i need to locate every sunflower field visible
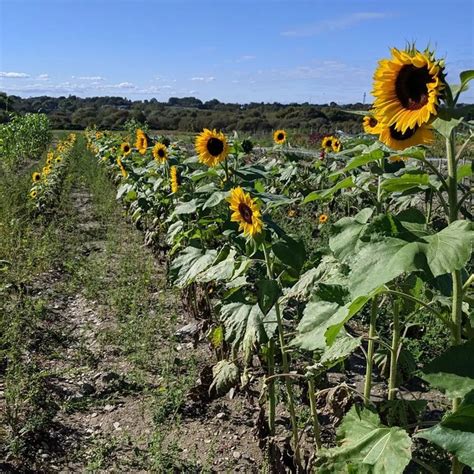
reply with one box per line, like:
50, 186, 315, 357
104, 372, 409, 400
81, 46, 474, 473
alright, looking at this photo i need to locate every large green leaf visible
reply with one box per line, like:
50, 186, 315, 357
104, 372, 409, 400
416, 390, 474, 468
315, 406, 412, 474
170, 246, 217, 287
272, 235, 306, 272
329, 208, 373, 261
290, 291, 377, 351
303, 176, 354, 203
343, 149, 385, 172
202, 191, 228, 210
220, 302, 277, 360
349, 238, 422, 298
424, 220, 474, 277
196, 248, 238, 283
381, 173, 430, 193
432, 110, 464, 139
256, 279, 281, 315
422, 339, 474, 399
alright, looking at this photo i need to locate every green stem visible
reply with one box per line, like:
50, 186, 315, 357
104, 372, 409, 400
308, 377, 322, 450
447, 130, 464, 474
388, 299, 401, 401
364, 297, 378, 406
267, 339, 276, 436
263, 244, 301, 466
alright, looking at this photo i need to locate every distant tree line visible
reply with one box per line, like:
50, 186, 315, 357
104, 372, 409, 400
1, 92, 473, 135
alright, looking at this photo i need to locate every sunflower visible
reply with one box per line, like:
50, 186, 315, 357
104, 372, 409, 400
227, 187, 263, 237
319, 214, 329, 224
29, 189, 38, 199
42, 165, 52, 176
135, 129, 148, 155
117, 157, 128, 178
379, 124, 433, 151
372, 47, 444, 133
46, 151, 54, 164
121, 142, 132, 156
153, 143, 168, 163
55, 157, 62, 164
363, 115, 384, 135
321, 136, 335, 151
332, 138, 342, 153
32, 172, 41, 183
195, 128, 229, 167
170, 166, 180, 193
273, 129, 287, 145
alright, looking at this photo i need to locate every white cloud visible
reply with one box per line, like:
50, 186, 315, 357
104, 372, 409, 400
37, 74, 49, 81
0, 71, 30, 78
282, 12, 391, 37
99, 82, 136, 90
191, 76, 215, 83
73, 75, 105, 81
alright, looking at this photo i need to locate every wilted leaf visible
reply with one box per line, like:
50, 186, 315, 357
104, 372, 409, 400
209, 360, 239, 395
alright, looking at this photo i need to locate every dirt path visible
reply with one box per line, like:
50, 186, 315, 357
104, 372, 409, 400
2, 154, 265, 472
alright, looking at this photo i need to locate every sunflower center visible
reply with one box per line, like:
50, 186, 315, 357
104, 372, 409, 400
158, 149, 165, 157
207, 137, 224, 156
326, 140, 332, 147
277, 133, 284, 140
124, 145, 130, 152
238, 203, 253, 224
389, 124, 418, 140
369, 118, 378, 128
395, 65, 432, 110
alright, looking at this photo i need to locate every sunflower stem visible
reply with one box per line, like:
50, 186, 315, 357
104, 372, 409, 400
363, 297, 378, 406
388, 299, 401, 401
446, 129, 464, 474
267, 338, 276, 436
262, 244, 301, 467
308, 377, 322, 451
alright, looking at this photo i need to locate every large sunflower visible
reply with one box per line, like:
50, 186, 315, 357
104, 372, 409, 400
273, 129, 287, 145
363, 115, 384, 135
121, 142, 132, 156
135, 129, 148, 155
372, 47, 444, 133
227, 187, 263, 237
379, 124, 433, 151
170, 166, 180, 193
153, 143, 168, 163
195, 129, 229, 167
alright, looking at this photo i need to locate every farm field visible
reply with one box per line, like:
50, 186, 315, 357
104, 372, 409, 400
1, 1, 474, 472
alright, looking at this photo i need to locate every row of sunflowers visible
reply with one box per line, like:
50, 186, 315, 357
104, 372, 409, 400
85, 45, 473, 473
29, 133, 77, 212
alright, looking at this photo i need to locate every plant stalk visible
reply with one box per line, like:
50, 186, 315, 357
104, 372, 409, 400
447, 130, 464, 474
263, 244, 301, 466
308, 377, 322, 450
363, 297, 378, 405
388, 299, 401, 401
267, 338, 276, 436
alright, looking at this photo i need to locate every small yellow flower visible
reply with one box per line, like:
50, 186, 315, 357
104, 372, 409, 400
363, 115, 384, 135
332, 138, 342, 153
273, 129, 287, 145
153, 143, 168, 163
321, 136, 335, 151
29, 189, 38, 199
319, 214, 328, 224
227, 187, 263, 237
32, 172, 41, 183
121, 142, 132, 156
288, 209, 297, 218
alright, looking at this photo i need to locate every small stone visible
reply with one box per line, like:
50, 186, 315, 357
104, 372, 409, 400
104, 404, 115, 412
232, 451, 241, 460
90, 412, 98, 418
216, 412, 226, 419
113, 422, 121, 430
204, 438, 211, 444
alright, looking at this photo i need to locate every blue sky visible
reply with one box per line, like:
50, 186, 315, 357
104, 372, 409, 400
0, 0, 473, 103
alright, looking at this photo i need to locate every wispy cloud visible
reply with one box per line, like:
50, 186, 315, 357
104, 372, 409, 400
282, 12, 391, 37
99, 81, 135, 90
37, 74, 49, 81
191, 76, 215, 82
236, 55, 256, 63
0, 71, 30, 78
73, 75, 105, 81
